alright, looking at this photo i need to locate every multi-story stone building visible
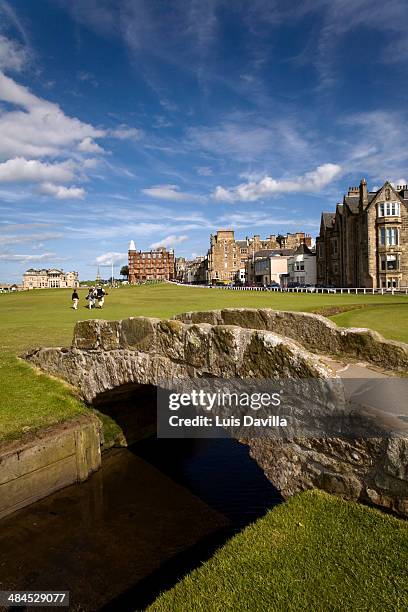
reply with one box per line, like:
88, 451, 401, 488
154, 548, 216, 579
175, 256, 207, 284
207, 230, 311, 284
23, 269, 79, 289
317, 180, 408, 289
128, 241, 175, 283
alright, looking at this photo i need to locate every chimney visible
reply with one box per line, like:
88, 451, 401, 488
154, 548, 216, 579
129, 240, 136, 251
359, 178, 368, 209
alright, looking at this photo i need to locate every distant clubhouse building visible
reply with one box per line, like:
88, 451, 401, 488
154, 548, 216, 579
23, 268, 79, 289
128, 241, 175, 283
317, 180, 408, 289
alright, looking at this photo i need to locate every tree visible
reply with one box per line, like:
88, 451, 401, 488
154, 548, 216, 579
276, 234, 285, 247
120, 265, 129, 279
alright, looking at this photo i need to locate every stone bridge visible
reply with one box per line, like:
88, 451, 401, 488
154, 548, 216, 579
25, 308, 408, 516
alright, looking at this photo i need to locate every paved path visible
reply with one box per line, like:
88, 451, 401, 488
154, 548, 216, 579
321, 356, 408, 432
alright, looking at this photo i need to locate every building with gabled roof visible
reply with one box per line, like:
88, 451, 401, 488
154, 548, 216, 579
316, 180, 408, 288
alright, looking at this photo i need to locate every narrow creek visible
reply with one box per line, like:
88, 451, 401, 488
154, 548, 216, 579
0, 431, 282, 611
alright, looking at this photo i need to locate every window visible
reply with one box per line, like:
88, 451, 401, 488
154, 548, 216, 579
380, 254, 399, 271
378, 202, 400, 217
379, 227, 399, 246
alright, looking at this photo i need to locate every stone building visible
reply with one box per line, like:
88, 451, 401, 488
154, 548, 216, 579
207, 230, 311, 284
23, 269, 79, 289
175, 256, 207, 284
287, 243, 316, 286
128, 241, 175, 283
317, 180, 408, 289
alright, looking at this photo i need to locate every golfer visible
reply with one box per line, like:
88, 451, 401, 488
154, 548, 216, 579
86, 287, 96, 309
96, 286, 106, 308
72, 288, 79, 310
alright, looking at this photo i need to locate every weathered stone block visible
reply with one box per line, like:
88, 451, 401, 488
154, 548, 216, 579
221, 308, 266, 330
99, 320, 120, 351
384, 439, 408, 480
175, 310, 223, 325
156, 319, 186, 361
72, 320, 101, 349
184, 324, 210, 368
317, 471, 363, 500
119, 317, 159, 352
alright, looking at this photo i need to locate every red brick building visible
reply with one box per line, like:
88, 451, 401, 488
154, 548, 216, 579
128, 241, 175, 283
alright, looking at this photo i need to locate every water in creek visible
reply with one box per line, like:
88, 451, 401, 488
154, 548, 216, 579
0, 435, 282, 611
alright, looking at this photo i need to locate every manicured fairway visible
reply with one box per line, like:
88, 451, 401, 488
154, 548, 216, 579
148, 490, 408, 612
1, 283, 408, 353
0, 283, 407, 441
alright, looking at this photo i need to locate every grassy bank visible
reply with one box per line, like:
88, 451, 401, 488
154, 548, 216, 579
149, 489, 408, 612
0, 283, 407, 442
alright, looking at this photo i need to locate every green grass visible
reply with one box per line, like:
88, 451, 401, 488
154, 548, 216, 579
0, 352, 87, 442
332, 302, 408, 344
0, 283, 407, 442
148, 489, 408, 612
1, 284, 408, 353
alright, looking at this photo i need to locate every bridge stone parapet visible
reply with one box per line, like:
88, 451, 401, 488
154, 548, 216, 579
24, 311, 408, 517
174, 308, 408, 373
26, 316, 330, 404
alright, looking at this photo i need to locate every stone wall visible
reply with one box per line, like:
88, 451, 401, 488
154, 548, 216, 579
25, 316, 331, 404
174, 308, 408, 372
0, 416, 101, 519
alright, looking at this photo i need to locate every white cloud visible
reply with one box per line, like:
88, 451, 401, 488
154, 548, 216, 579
38, 182, 85, 200
0, 232, 62, 246
196, 166, 213, 176
142, 184, 204, 202
0, 252, 56, 262
108, 124, 143, 140
78, 137, 105, 154
213, 163, 342, 202
95, 251, 127, 266
150, 235, 189, 249
0, 157, 76, 183
0, 35, 28, 72
0, 73, 138, 160
0, 72, 105, 159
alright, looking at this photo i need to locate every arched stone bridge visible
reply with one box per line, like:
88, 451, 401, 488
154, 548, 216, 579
25, 308, 408, 516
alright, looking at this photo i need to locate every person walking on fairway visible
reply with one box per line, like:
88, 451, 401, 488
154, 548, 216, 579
72, 288, 79, 310
86, 287, 95, 309
96, 285, 106, 309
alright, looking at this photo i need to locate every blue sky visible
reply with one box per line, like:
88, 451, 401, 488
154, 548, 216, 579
1, 0, 408, 282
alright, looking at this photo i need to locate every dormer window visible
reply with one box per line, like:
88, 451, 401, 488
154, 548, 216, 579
378, 202, 400, 217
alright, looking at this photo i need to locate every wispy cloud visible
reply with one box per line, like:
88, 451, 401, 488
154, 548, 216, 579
142, 184, 205, 202
0, 251, 61, 262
